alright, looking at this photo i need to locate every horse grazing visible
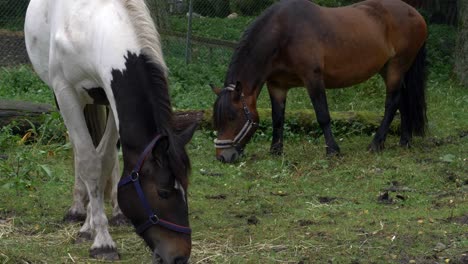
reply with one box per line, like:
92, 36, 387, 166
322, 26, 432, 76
25, 0, 197, 262
212, 0, 428, 163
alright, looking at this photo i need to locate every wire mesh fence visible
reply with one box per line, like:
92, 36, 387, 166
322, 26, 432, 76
0, 0, 278, 67
1, 0, 463, 72
0, 0, 29, 66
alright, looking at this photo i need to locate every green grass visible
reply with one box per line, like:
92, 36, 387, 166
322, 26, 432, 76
0, 129, 467, 263
0, 22, 467, 263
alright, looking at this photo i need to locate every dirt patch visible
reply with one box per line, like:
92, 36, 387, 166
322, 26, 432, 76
377, 192, 394, 204
447, 214, 468, 225
247, 215, 259, 225
377, 191, 406, 204
199, 169, 224, 177
456, 254, 468, 264
382, 181, 414, 192
318, 196, 337, 204
205, 194, 227, 200
458, 130, 468, 138
415, 157, 442, 164
423, 131, 468, 149
270, 191, 288, 197
296, 219, 316, 226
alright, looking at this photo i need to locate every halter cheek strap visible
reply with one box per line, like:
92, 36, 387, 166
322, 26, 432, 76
118, 135, 192, 235
214, 84, 258, 149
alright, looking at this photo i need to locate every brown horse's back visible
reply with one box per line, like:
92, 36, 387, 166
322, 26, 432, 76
269, 0, 427, 89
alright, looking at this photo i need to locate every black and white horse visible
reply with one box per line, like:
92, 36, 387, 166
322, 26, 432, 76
25, 0, 197, 262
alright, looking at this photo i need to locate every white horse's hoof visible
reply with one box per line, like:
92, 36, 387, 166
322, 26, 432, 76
90, 246, 120, 261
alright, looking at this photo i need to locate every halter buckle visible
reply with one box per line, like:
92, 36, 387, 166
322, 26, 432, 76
149, 214, 160, 224
130, 171, 139, 181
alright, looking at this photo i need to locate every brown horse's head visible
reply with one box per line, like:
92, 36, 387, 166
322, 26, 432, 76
212, 82, 259, 163
117, 123, 197, 264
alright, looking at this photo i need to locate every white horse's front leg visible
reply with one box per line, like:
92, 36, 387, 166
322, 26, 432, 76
109, 152, 127, 224
53, 82, 119, 260
98, 110, 127, 225
64, 173, 88, 223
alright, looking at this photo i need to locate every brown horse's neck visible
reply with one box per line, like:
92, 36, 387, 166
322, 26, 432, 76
224, 57, 269, 98
224, 5, 280, 97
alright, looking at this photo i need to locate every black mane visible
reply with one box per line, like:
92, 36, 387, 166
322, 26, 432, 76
213, 89, 238, 130
224, 3, 280, 88
111, 51, 190, 188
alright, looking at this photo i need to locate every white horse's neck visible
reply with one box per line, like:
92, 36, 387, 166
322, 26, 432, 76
123, 0, 167, 73
62, 0, 167, 133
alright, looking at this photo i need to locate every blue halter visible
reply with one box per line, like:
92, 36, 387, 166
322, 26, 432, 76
118, 135, 191, 235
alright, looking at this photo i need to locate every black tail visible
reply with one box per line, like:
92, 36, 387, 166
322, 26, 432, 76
400, 42, 428, 137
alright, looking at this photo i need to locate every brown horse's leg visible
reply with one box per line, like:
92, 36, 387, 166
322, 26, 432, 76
306, 79, 340, 156
267, 82, 288, 155
369, 90, 401, 152
369, 66, 404, 152
399, 109, 412, 148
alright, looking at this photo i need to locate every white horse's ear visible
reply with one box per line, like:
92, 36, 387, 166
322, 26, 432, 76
210, 83, 222, 95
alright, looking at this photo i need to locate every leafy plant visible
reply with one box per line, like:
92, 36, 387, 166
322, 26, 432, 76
0, 150, 54, 191
24, 112, 67, 145
0, 66, 53, 104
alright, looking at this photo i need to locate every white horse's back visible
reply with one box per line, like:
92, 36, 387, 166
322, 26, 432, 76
25, 0, 141, 94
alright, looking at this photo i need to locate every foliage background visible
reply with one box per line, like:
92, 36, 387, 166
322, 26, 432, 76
0, 0, 466, 263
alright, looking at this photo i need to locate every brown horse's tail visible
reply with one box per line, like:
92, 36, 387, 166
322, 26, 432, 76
400, 42, 428, 137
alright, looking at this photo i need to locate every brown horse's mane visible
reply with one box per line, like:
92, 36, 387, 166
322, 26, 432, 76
216, 3, 283, 127
223, 4, 279, 89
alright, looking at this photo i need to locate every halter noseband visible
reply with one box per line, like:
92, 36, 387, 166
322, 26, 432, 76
214, 84, 258, 150
118, 135, 191, 235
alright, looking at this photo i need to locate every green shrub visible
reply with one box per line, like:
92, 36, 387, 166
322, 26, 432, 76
193, 0, 230, 17
231, 0, 275, 16
0, 0, 29, 30
426, 24, 457, 76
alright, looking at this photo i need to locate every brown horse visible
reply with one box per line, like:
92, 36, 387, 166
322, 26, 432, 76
212, 0, 428, 163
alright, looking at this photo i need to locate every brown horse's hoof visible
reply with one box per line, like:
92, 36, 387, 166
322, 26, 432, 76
90, 246, 120, 261
399, 140, 411, 148
109, 213, 129, 226
269, 145, 283, 156
75, 231, 93, 244
368, 141, 385, 152
63, 211, 86, 223
326, 146, 340, 157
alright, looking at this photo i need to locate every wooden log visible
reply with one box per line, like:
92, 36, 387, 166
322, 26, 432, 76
0, 100, 399, 136
189, 109, 400, 136
0, 100, 54, 134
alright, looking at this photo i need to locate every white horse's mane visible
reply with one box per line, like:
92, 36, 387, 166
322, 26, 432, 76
123, 0, 167, 75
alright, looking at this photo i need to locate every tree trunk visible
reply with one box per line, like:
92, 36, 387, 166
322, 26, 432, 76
423, 0, 458, 25
0, 100, 400, 136
455, 0, 468, 87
